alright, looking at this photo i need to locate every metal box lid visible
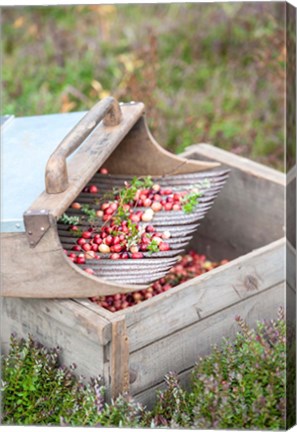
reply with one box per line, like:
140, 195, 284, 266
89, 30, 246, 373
1, 111, 86, 233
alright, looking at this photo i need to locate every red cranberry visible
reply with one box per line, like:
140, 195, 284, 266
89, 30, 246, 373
105, 207, 115, 216
110, 253, 120, 260
89, 185, 98, 194
82, 243, 91, 252
131, 252, 144, 259
71, 202, 81, 210
143, 198, 152, 207
110, 202, 118, 211
164, 202, 173, 211
121, 252, 129, 259
111, 244, 123, 253
130, 214, 140, 223
141, 236, 151, 245
159, 242, 170, 251
85, 268, 94, 275
76, 256, 85, 265
82, 231, 92, 239
105, 235, 113, 246
113, 236, 120, 245
151, 202, 162, 212
94, 237, 103, 245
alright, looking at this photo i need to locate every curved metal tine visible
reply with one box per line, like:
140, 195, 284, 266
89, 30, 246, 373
154, 223, 199, 235
85, 255, 179, 264
58, 220, 201, 239
142, 248, 185, 258
66, 202, 214, 222
153, 208, 210, 223
78, 179, 227, 204
92, 265, 174, 274
85, 178, 227, 192
94, 268, 171, 277
67, 195, 217, 211
167, 235, 193, 243
93, 169, 230, 182
97, 274, 167, 284
169, 242, 190, 249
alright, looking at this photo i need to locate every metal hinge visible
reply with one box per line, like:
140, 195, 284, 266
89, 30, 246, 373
23, 209, 52, 248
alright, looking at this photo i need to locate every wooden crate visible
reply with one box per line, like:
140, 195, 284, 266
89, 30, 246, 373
1, 144, 289, 408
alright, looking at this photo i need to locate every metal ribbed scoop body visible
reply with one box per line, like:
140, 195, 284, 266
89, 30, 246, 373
58, 170, 229, 284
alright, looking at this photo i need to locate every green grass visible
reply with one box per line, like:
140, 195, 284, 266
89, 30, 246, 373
2, 3, 285, 169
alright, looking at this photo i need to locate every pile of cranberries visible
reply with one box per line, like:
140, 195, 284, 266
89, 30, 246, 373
62, 167, 203, 275
123, 183, 186, 213
66, 222, 171, 272
90, 251, 228, 312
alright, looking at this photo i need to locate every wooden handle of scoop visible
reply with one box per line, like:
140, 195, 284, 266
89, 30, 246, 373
45, 97, 122, 194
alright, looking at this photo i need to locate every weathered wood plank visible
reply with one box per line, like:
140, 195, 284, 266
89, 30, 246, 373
118, 238, 284, 352
128, 283, 285, 397
182, 143, 284, 184
286, 282, 296, 330
1, 297, 108, 382
182, 144, 285, 260
74, 298, 114, 321
287, 240, 296, 292
110, 317, 130, 398
133, 366, 192, 409
287, 165, 296, 248
103, 117, 219, 176
1, 230, 147, 298
29, 103, 145, 219
45, 97, 123, 194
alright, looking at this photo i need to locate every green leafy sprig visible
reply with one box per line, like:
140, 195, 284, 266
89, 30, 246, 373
181, 190, 202, 214
69, 227, 83, 237
59, 213, 80, 225
81, 204, 97, 224
111, 176, 154, 245
147, 239, 160, 255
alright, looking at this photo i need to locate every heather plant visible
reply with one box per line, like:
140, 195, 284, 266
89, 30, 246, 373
1, 311, 287, 428
0, 334, 144, 427
150, 310, 286, 430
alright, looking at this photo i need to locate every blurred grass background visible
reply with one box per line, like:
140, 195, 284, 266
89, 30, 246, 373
2, 3, 285, 169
